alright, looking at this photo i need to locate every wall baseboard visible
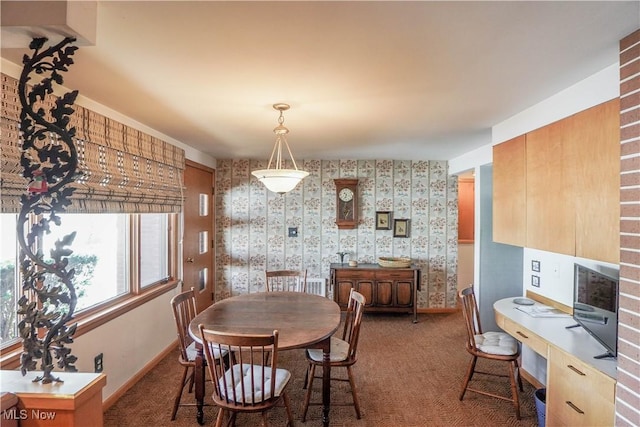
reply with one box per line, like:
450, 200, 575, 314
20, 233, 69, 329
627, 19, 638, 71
417, 308, 459, 314
102, 338, 178, 411
520, 367, 544, 390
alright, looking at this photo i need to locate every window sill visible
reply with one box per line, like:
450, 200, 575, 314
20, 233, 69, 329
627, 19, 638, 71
0, 280, 179, 369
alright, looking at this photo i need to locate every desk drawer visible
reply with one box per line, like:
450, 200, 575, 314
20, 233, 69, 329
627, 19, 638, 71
547, 346, 615, 426
501, 317, 548, 357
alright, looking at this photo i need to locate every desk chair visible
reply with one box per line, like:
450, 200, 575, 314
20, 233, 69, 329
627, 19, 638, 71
265, 269, 307, 292
301, 288, 366, 421
458, 286, 523, 419
198, 327, 295, 427
170, 288, 228, 421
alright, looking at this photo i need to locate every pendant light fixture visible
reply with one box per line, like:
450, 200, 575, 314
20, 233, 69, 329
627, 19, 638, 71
251, 103, 309, 194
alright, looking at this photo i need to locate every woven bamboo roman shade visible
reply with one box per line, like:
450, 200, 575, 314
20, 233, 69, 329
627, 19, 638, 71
0, 73, 185, 213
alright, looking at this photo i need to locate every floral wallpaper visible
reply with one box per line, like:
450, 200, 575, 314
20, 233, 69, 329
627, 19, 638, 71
215, 159, 458, 309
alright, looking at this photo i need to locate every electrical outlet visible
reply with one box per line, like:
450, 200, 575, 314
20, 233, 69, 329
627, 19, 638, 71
288, 227, 298, 237
94, 353, 103, 373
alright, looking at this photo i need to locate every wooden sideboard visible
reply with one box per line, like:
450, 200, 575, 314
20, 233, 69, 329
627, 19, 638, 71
330, 263, 420, 323
0, 371, 106, 427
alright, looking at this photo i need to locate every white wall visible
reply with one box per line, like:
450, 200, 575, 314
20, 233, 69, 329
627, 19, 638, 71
492, 64, 620, 144
72, 288, 180, 401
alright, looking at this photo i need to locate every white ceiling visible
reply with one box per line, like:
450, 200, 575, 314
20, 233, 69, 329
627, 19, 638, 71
1, 1, 638, 161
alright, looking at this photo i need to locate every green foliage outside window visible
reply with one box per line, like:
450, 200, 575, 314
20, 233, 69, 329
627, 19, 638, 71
0, 254, 97, 343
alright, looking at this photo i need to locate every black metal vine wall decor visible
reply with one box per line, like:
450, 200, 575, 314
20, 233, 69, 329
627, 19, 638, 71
16, 37, 80, 383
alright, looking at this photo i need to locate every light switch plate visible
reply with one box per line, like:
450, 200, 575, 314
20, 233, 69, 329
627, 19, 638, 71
531, 275, 540, 287
532, 260, 540, 272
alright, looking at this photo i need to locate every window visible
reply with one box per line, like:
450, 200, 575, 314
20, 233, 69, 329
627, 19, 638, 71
140, 213, 169, 288
1, 214, 19, 345
42, 214, 129, 312
0, 212, 176, 350
1, 73, 184, 359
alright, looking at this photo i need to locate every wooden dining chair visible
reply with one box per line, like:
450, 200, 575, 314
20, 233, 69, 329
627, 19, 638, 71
458, 286, 523, 419
265, 269, 308, 292
301, 288, 366, 421
198, 326, 295, 427
170, 288, 228, 421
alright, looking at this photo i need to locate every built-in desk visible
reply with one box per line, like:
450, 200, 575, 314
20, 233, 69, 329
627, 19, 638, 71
494, 298, 617, 426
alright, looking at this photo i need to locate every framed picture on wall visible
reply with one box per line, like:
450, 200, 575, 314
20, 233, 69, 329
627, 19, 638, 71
375, 211, 392, 230
393, 219, 410, 238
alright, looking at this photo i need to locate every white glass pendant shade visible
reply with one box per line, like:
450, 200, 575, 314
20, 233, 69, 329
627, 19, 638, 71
251, 168, 309, 194
251, 103, 308, 194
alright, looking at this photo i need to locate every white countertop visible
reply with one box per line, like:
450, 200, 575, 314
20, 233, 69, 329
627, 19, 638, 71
494, 298, 617, 379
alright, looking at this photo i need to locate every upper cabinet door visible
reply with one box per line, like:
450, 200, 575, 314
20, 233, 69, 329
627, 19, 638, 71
493, 135, 527, 246
526, 118, 576, 256
569, 98, 620, 264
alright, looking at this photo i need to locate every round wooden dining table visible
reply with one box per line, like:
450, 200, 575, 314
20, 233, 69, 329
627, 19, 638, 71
188, 291, 341, 426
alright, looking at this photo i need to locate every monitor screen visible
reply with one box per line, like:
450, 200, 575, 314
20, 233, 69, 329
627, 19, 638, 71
573, 263, 619, 357
574, 264, 618, 312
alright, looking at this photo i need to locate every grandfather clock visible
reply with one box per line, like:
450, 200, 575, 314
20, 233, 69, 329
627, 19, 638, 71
334, 178, 358, 229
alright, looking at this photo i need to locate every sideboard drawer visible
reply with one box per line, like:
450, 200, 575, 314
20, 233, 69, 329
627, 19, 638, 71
374, 270, 414, 280
336, 269, 375, 279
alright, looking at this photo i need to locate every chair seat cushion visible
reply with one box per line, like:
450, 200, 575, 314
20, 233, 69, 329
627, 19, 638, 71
186, 341, 228, 362
474, 331, 518, 356
219, 363, 291, 403
306, 336, 350, 362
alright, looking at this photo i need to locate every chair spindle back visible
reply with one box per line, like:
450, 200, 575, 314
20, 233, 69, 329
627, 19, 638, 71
171, 288, 198, 362
199, 328, 281, 408
265, 269, 308, 293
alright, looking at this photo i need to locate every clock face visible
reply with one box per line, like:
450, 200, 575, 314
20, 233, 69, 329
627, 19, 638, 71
339, 188, 354, 202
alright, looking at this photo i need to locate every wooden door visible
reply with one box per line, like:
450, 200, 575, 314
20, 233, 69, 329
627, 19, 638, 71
183, 160, 215, 313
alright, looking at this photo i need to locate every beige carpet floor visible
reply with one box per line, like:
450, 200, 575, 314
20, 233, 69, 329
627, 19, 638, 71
104, 311, 540, 426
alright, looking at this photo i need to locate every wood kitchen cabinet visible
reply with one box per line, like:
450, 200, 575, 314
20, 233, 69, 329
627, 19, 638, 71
525, 117, 576, 256
492, 98, 620, 263
569, 98, 620, 264
493, 135, 526, 247
330, 263, 420, 322
546, 346, 616, 426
